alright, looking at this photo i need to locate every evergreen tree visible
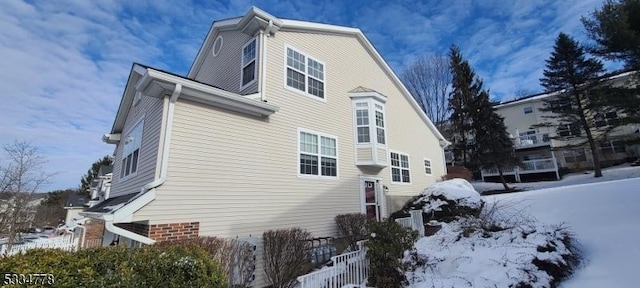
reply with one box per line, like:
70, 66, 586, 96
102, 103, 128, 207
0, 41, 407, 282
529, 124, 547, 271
582, 0, 640, 69
448, 45, 483, 168
471, 90, 519, 191
538, 33, 605, 177
79, 155, 112, 195
582, 0, 640, 125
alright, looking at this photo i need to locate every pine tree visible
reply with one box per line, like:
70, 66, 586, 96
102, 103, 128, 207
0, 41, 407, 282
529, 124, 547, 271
79, 155, 113, 195
539, 33, 605, 177
448, 45, 483, 168
471, 90, 519, 191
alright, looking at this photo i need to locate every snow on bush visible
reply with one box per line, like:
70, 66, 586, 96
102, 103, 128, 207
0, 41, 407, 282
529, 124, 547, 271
404, 200, 582, 288
391, 179, 484, 222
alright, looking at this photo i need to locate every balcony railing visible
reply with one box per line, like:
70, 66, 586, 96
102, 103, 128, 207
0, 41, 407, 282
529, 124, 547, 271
516, 133, 551, 148
481, 158, 559, 181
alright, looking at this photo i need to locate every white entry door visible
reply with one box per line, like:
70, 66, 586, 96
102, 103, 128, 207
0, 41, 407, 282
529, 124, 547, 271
361, 178, 382, 221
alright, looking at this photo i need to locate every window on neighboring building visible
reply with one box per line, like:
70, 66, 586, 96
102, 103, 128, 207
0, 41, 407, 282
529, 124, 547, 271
563, 149, 587, 163
286, 47, 325, 99
355, 102, 370, 143
524, 106, 533, 114
424, 159, 432, 175
558, 123, 581, 137
390, 152, 410, 183
594, 112, 620, 128
299, 130, 337, 177
600, 140, 626, 153
241, 38, 257, 88
121, 119, 144, 179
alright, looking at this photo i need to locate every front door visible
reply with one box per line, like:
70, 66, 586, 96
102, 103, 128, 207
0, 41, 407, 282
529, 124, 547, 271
362, 179, 381, 220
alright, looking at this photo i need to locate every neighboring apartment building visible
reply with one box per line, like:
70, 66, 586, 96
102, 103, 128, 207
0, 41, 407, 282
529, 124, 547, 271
482, 71, 640, 182
81, 7, 449, 286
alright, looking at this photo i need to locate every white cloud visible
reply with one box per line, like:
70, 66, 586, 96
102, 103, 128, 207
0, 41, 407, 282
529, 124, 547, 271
0, 0, 611, 191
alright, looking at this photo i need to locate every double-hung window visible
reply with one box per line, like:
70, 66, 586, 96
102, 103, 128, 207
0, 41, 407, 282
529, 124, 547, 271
356, 103, 370, 143
375, 104, 386, 144
299, 130, 337, 177
121, 119, 144, 179
390, 152, 410, 183
286, 46, 325, 99
424, 159, 432, 175
241, 38, 257, 89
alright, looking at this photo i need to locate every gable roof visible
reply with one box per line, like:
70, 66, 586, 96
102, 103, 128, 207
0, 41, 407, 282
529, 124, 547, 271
188, 7, 449, 146
496, 70, 638, 109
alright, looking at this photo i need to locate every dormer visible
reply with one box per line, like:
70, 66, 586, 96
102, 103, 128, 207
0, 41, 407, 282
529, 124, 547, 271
349, 87, 388, 168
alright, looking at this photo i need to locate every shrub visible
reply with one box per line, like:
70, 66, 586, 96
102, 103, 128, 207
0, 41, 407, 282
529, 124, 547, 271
157, 236, 256, 287
391, 179, 483, 223
0, 245, 226, 287
262, 228, 313, 288
335, 213, 367, 251
365, 220, 419, 288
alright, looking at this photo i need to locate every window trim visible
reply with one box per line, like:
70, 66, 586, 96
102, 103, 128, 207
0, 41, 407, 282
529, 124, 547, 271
283, 44, 327, 102
374, 103, 386, 145
240, 37, 258, 91
297, 128, 339, 179
355, 102, 371, 144
120, 116, 145, 181
212, 35, 224, 57
352, 99, 387, 147
523, 106, 533, 114
389, 150, 411, 184
423, 158, 432, 176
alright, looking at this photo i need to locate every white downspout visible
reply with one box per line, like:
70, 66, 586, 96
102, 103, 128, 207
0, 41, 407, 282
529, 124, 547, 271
103, 83, 182, 246
142, 83, 182, 192
260, 20, 272, 102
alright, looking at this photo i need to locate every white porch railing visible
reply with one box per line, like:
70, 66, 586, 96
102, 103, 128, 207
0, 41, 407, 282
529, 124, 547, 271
395, 210, 425, 237
0, 234, 78, 256
516, 133, 551, 148
481, 158, 559, 181
297, 242, 368, 288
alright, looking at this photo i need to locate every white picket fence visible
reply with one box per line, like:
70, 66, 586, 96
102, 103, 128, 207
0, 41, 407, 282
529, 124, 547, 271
297, 242, 368, 288
0, 234, 78, 256
395, 210, 425, 237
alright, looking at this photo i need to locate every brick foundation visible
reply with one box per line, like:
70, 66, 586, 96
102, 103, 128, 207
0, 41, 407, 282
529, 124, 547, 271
81, 219, 105, 247
148, 222, 200, 242
113, 221, 199, 243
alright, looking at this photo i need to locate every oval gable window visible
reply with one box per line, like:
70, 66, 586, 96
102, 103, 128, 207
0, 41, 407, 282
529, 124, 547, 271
212, 35, 223, 57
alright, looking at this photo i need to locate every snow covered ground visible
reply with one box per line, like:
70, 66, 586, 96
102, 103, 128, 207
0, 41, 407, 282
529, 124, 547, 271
407, 165, 640, 287
486, 177, 640, 287
473, 163, 640, 193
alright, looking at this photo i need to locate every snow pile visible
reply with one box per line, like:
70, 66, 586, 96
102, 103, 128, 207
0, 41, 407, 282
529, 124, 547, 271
418, 179, 482, 211
391, 179, 484, 222
405, 220, 580, 288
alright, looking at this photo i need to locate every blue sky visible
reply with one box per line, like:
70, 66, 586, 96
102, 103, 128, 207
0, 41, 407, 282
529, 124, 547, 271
0, 0, 611, 191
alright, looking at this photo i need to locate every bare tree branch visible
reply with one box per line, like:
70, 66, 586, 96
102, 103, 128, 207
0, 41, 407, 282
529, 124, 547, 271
401, 54, 452, 130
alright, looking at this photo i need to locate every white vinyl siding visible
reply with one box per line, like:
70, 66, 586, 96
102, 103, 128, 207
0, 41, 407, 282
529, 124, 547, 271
110, 94, 162, 198
241, 38, 257, 90
285, 46, 325, 100
298, 129, 337, 178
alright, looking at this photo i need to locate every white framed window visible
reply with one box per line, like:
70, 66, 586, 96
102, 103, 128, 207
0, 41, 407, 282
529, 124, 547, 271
285, 46, 325, 100
241, 38, 257, 89
298, 129, 338, 178
355, 102, 370, 143
353, 100, 386, 145
390, 151, 410, 183
524, 106, 533, 114
121, 118, 144, 179
374, 104, 386, 144
424, 159, 432, 175
212, 35, 223, 57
